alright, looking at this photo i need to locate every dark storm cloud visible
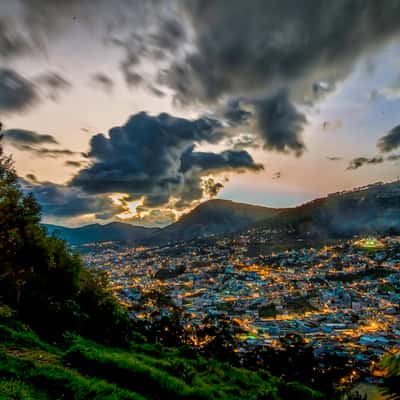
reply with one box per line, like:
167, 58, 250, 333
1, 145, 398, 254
0, 69, 38, 112
377, 125, 400, 153
71, 111, 262, 208
90, 73, 114, 93
253, 91, 307, 156
0, 18, 30, 58
180, 146, 263, 174
3, 128, 58, 147
216, 91, 307, 155
149, 18, 186, 53
222, 99, 252, 126
22, 180, 125, 219
164, 0, 400, 105
3, 128, 76, 158
346, 156, 384, 170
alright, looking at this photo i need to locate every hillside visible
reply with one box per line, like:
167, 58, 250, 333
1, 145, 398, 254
45, 222, 160, 245
0, 306, 321, 400
45, 199, 279, 245
45, 181, 400, 246
254, 180, 400, 238
148, 199, 280, 245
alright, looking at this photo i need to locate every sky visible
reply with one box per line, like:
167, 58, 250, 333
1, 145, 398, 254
1, 0, 400, 227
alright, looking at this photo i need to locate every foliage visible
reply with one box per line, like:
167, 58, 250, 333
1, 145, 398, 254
381, 353, 400, 399
0, 313, 324, 400
0, 137, 132, 345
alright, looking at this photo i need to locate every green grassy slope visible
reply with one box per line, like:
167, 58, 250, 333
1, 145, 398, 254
0, 306, 322, 400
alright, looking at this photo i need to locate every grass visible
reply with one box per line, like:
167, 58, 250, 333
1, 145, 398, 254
0, 306, 323, 400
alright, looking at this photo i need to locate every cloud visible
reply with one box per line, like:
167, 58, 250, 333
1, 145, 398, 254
90, 73, 114, 93
35, 72, 71, 90
162, 0, 400, 105
377, 74, 400, 99
25, 173, 38, 182
34, 72, 72, 100
252, 91, 307, 156
321, 120, 343, 131
147, 84, 165, 97
0, 69, 38, 113
21, 179, 126, 219
71, 111, 262, 209
272, 172, 281, 180
3, 128, 58, 147
216, 91, 307, 156
346, 156, 384, 170
3, 128, 76, 158
10, 145, 76, 158
65, 160, 83, 168
202, 177, 224, 197
228, 134, 259, 150
311, 81, 337, 102
29, 148, 76, 158
121, 68, 143, 88
222, 99, 252, 126
326, 156, 342, 161
387, 153, 400, 161
0, 18, 30, 58
377, 124, 400, 153
149, 17, 186, 53
122, 207, 177, 227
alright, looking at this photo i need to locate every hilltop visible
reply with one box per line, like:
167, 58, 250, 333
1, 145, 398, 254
46, 181, 400, 246
253, 180, 400, 239
45, 199, 279, 245
45, 222, 160, 245
146, 199, 280, 245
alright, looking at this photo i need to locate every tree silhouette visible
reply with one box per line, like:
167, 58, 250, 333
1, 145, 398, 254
0, 134, 132, 345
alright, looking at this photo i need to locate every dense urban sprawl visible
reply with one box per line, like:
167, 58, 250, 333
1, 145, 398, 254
80, 234, 400, 383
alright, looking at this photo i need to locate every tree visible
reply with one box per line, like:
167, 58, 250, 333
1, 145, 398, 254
0, 135, 80, 309
0, 135, 132, 345
381, 353, 400, 399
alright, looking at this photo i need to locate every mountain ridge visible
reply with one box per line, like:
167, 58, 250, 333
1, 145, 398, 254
45, 180, 400, 245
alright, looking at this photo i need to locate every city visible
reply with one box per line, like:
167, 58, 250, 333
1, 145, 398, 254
80, 233, 400, 388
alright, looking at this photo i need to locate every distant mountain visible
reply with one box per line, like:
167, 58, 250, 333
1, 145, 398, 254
45, 222, 160, 245
147, 199, 280, 245
253, 180, 400, 238
45, 181, 400, 246
45, 199, 279, 245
